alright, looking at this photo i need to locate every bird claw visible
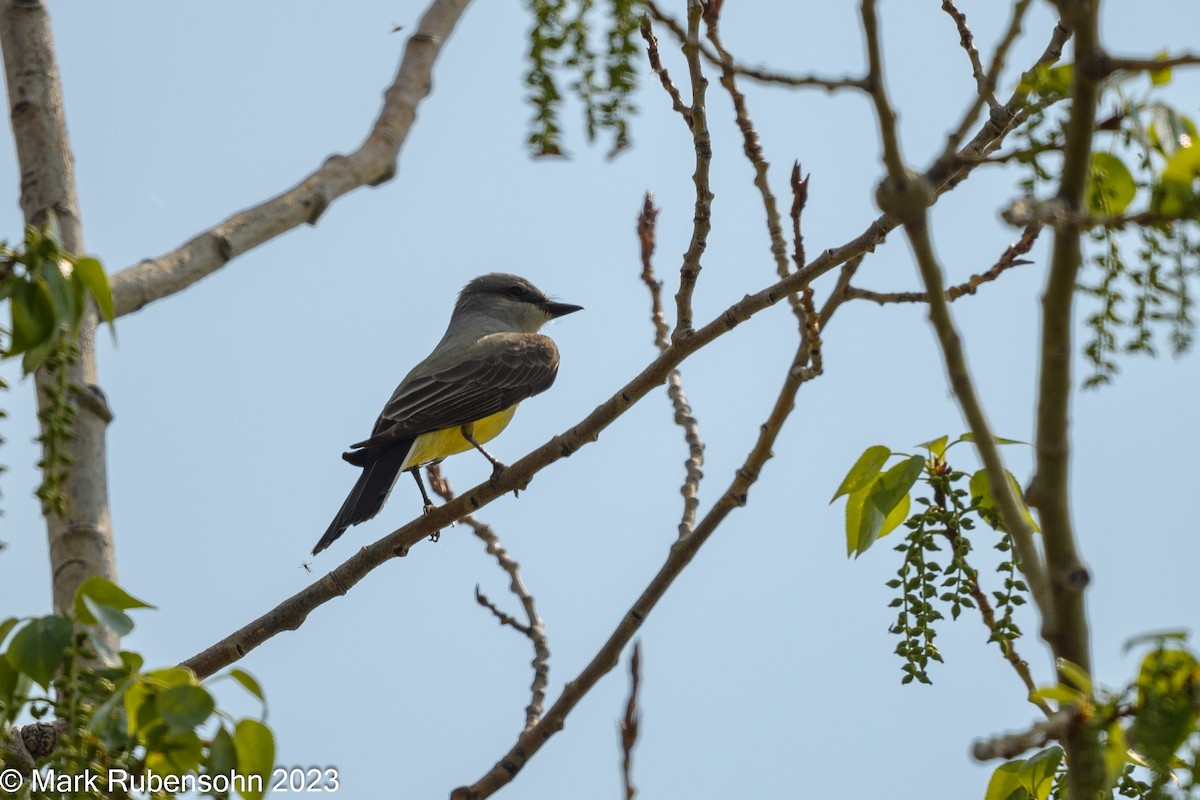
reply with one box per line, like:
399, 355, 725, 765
489, 462, 508, 489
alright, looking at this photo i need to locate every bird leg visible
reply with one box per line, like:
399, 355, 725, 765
460, 424, 510, 490
409, 468, 441, 541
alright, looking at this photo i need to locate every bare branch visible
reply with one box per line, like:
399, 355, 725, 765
704, 15, 803, 326
108, 0, 472, 318
639, 194, 704, 539
972, 708, 1075, 761
837, 223, 1042, 307
645, 1, 866, 92
640, 18, 689, 122
452, 329, 821, 800
619, 642, 642, 800
940, 0, 999, 109
428, 465, 549, 730
1100, 52, 1200, 73
673, 0, 713, 337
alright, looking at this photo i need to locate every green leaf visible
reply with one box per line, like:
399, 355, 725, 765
1087, 152, 1137, 216
1103, 722, 1130, 790
208, 725, 237, 777
6, 615, 73, 690
0, 657, 19, 709
853, 455, 924, 557
959, 432, 1028, 446
158, 684, 215, 734
8, 280, 58, 358
234, 719, 276, 800
1018, 746, 1063, 800
0, 618, 19, 648
970, 469, 1041, 533
82, 596, 135, 637
229, 668, 267, 704
1130, 647, 1199, 769
73, 576, 155, 624
831, 445, 890, 502
1029, 685, 1084, 705
1149, 51, 1172, 86
878, 493, 910, 541
916, 435, 949, 458
1055, 658, 1093, 694
147, 729, 204, 775
985, 759, 1028, 800
124, 679, 154, 735
39, 259, 81, 332
72, 256, 115, 324
1161, 142, 1200, 185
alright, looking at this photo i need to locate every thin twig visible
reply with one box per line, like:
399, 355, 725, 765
426, 465, 549, 730
933, 473, 1051, 717
639, 193, 704, 539
940, 0, 1034, 162
704, 14, 803, 326
640, 18, 690, 123
839, 223, 1042, 307
673, 0, 713, 337
941, 0, 1000, 109
619, 642, 641, 800
645, 1, 866, 92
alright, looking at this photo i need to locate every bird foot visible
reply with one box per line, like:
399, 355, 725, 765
489, 462, 509, 489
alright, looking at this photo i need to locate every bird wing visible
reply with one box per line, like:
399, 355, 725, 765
351, 333, 560, 450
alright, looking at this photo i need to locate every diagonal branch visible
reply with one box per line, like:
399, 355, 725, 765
109, 0, 473, 318
451, 330, 820, 800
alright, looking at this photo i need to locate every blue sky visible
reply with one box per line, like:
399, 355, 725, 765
3, 2, 1199, 798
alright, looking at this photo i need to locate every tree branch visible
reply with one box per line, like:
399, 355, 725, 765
426, 465, 550, 730
1, 0, 118, 618
451, 328, 820, 800
861, 0, 1050, 619
638, 193, 704, 539
672, 0, 712, 337
644, 1, 866, 92
108, 0, 473, 318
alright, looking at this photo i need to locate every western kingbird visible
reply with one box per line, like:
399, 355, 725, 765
312, 273, 582, 554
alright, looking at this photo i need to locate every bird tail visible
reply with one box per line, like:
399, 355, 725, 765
312, 441, 411, 555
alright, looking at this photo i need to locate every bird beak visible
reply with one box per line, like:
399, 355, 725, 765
543, 301, 584, 319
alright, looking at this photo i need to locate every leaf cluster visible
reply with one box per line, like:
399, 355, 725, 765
524, 0, 642, 156
0, 578, 274, 800
1011, 65, 1200, 388
833, 435, 1036, 684
1, 221, 116, 519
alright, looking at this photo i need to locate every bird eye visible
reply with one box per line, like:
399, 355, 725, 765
507, 285, 526, 299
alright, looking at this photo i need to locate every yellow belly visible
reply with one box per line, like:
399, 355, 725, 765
401, 405, 519, 471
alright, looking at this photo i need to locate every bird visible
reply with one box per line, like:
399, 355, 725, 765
312, 273, 582, 555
